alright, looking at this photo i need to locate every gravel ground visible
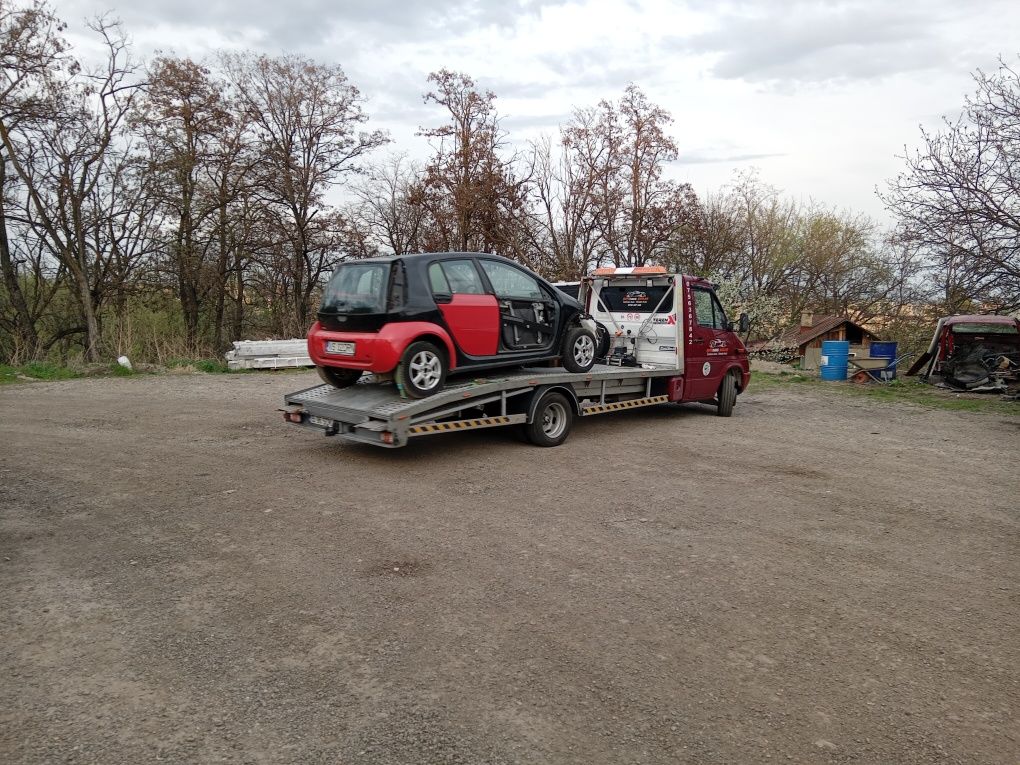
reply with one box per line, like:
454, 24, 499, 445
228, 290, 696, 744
1, 371, 1017, 764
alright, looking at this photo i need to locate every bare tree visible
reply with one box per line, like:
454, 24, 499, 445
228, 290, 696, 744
417, 69, 530, 257
135, 56, 235, 351
0, 15, 142, 361
350, 153, 425, 255
222, 52, 389, 335
881, 57, 1020, 312
564, 85, 698, 267
0, 0, 70, 358
524, 133, 600, 279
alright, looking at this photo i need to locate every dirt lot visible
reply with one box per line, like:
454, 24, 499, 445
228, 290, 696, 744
1, 372, 1017, 764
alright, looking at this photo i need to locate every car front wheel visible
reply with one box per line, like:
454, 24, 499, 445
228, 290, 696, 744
397, 340, 447, 398
317, 366, 362, 389
561, 327, 597, 373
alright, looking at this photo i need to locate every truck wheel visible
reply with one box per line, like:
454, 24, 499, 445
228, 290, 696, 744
561, 327, 597, 373
317, 366, 362, 389
525, 391, 574, 447
397, 341, 447, 398
716, 373, 737, 417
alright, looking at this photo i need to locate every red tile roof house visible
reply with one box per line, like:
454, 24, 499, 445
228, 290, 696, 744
751, 312, 880, 370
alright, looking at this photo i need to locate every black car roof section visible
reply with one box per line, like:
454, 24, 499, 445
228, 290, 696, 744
339, 252, 510, 266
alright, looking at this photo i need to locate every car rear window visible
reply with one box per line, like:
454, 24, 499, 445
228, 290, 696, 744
320, 262, 390, 314
951, 323, 1018, 334
596, 285, 674, 313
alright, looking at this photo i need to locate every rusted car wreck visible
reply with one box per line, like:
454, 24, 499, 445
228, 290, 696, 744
907, 315, 1020, 394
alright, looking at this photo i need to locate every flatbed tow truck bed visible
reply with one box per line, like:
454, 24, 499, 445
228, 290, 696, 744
282, 364, 680, 448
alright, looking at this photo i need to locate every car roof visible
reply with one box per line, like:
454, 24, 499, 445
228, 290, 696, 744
943, 314, 1018, 326
338, 252, 515, 266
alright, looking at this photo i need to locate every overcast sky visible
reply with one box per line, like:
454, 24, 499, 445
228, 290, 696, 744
54, 0, 1020, 224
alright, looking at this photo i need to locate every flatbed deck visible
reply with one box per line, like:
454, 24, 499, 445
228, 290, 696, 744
283, 364, 680, 447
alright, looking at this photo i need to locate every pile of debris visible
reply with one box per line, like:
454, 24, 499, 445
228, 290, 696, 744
907, 315, 1020, 395
225, 339, 313, 370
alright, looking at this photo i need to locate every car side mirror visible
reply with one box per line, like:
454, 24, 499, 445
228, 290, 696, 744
433, 292, 453, 304
738, 313, 750, 334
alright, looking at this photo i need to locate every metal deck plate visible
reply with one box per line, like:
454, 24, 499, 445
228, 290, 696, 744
285, 364, 680, 423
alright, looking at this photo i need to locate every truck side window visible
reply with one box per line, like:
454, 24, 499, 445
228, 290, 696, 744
711, 294, 728, 329
693, 288, 716, 328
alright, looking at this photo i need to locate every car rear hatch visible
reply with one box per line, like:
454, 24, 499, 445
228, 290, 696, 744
318, 260, 402, 332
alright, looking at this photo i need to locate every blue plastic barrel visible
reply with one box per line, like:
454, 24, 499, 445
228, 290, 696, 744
819, 340, 850, 381
869, 341, 898, 380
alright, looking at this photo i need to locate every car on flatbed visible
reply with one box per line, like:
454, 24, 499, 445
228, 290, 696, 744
284, 265, 751, 448
309, 253, 598, 398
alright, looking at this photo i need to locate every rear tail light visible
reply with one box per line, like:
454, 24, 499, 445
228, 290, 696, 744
283, 411, 303, 423
381, 431, 395, 445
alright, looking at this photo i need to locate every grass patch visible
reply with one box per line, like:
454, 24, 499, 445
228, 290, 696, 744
108, 361, 137, 377
0, 361, 82, 383
750, 370, 1019, 416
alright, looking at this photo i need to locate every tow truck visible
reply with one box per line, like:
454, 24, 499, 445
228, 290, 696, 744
282, 267, 750, 448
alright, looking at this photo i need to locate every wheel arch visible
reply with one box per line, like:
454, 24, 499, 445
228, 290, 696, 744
722, 363, 748, 392
527, 384, 581, 421
379, 322, 459, 370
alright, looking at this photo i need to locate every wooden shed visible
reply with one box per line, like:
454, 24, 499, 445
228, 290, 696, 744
763, 312, 880, 370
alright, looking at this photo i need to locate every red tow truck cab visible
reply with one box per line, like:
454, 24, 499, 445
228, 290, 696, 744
580, 267, 750, 404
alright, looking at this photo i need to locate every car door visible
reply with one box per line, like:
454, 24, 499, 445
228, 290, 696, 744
428, 259, 500, 357
477, 259, 559, 352
684, 285, 731, 399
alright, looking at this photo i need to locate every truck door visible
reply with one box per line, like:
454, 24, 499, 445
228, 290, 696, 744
684, 285, 732, 400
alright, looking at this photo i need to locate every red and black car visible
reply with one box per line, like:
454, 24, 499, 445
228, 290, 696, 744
308, 253, 598, 398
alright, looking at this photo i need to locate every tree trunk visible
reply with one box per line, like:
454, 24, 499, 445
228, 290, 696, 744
0, 162, 40, 360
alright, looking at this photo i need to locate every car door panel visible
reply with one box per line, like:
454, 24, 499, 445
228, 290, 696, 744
437, 294, 500, 357
479, 259, 559, 351
429, 259, 500, 358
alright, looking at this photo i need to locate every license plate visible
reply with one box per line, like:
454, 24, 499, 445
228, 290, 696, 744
325, 340, 355, 355
309, 415, 334, 428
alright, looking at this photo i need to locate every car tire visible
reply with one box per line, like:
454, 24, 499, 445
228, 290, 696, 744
561, 326, 597, 373
317, 366, 362, 389
397, 340, 447, 399
525, 391, 573, 447
716, 372, 737, 417
594, 322, 611, 360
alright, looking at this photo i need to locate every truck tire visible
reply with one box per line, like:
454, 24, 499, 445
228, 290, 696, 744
317, 366, 362, 389
716, 372, 737, 417
396, 341, 447, 399
561, 327, 597, 373
525, 391, 574, 447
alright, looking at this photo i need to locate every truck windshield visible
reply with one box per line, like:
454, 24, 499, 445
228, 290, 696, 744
597, 285, 673, 312
320, 263, 389, 314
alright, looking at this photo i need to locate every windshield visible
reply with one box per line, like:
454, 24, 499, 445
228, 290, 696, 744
320, 263, 389, 314
596, 285, 674, 313
951, 323, 1018, 335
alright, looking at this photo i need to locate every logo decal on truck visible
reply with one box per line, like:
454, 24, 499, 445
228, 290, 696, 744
702, 361, 711, 376
658, 345, 676, 352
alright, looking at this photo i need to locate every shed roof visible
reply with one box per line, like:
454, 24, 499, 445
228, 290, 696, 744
764, 315, 878, 350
